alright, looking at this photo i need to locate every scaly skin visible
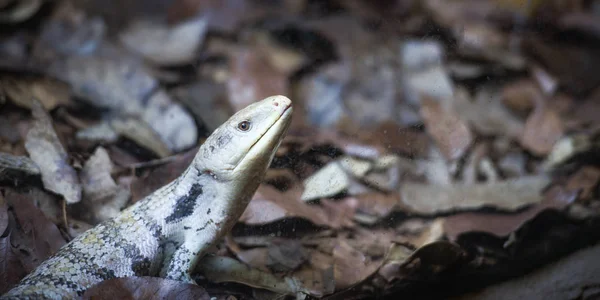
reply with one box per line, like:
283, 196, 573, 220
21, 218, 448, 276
2, 96, 293, 300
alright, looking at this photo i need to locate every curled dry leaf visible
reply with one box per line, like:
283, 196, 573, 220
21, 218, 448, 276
82, 276, 210, 300
443, 185, 578, 240
25, 100, 81, 204
119, 15, 208, 66
110, 117, 172, 158
400, 175, 550, 214
0, 152, 40, 182
420, 97, 473, 161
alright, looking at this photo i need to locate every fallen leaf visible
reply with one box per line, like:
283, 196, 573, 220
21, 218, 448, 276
110, 117, 172, 158
301, 161, 350, 201
81, 147, 117, 202
83, 277, 211, 300
501, 79, 539, 115
453, 86, 525, 139
444, 185, 577, 241
119, 15, 208, 66
402, 40, 455, 103
0, 76, 71, 110
241, 185, 351, 229
400, 176, 550, 214
24, 100, 81, 204
226, 48, 288, 111
267, 239, 310, 273
198, 255, 311, 296
4, 189, 66, 272
0, 231, 26, 295
520, 98, 564, 156
354, 192, 400, 219
333, 239, 383, 290
173, 82, 233, 133
420, 97, 473, 161
48, 53, 197, 151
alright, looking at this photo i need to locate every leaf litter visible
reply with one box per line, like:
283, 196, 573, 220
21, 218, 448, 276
0, 0, 599, 299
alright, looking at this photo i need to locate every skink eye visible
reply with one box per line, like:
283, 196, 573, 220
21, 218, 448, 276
237, 121, 251, 131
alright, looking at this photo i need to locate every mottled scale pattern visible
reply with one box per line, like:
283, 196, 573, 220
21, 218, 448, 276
1, 95, 293, 300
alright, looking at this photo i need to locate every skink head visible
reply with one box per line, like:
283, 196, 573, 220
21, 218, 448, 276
195, 95, 292, 182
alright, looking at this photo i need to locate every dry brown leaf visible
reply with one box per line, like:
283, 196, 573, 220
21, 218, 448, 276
240, 185, 340, 228
400, 175, 550, 214
267, 239, 310, 273
82, 277, 211, 300
502, 79, 539, 115
226, 48, 288, 111
443, 185, 578, 240
354, 192, 400, 219
333, 239, 382, 290
520, 99, 564, 156
198, 255, 305, 296
453, 86, 525, 139
0, 76, 70, 110
25, 100, 81, 204
0, 231, 27, 295
420, 97, 473, 161
4, 189, 66, 272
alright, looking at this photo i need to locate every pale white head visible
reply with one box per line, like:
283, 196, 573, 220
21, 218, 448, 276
195, 95, 292, 182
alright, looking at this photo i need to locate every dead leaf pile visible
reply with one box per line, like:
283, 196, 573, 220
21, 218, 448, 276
1, 0, 599, 299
